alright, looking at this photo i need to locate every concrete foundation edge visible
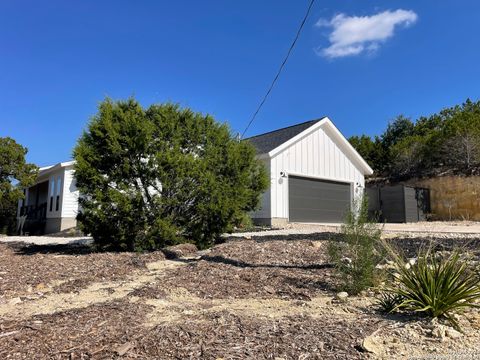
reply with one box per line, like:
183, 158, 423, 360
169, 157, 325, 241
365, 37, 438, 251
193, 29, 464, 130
45, 217, 77, 234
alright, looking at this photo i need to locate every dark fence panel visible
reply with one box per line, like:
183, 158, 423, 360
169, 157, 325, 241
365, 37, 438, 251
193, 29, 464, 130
366, 185, 431, 223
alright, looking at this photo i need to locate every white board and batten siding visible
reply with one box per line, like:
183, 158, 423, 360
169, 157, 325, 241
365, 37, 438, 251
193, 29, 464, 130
252, 118, 373, 222
61, 167, 80, 219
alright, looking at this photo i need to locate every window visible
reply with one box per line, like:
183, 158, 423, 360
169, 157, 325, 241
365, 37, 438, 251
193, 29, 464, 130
55, 177, 62, 211
49, 177, 55, 212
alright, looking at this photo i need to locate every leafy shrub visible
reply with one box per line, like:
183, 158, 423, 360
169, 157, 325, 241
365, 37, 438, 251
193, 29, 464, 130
328, 195, 384, 295
230, 212, 254, 231
384, 248, 480, 328
74, 98, 269, 251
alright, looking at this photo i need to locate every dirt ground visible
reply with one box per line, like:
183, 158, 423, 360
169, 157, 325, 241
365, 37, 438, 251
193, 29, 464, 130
1, 236, 480, 359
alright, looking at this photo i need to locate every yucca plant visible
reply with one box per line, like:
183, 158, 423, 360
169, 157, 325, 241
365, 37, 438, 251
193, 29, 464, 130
377, 292, 404, 314
386, 248, 480, 328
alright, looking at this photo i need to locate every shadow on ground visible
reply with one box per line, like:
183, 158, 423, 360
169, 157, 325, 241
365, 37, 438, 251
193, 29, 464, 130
6, 240, 97, 256
225, 231, 343, 243
199, 254, 333, 270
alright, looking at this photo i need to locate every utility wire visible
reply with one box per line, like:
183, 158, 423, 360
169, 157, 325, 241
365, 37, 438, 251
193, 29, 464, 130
241, 0, 316, 139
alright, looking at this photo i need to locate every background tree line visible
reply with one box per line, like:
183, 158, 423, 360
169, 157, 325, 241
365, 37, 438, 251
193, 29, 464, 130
349, 99, 480, 180
0, 138, 37, 234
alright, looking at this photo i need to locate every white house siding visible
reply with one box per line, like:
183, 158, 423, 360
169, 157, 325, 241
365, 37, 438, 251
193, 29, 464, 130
61, 168, 80, 219
269, 124, 364, 221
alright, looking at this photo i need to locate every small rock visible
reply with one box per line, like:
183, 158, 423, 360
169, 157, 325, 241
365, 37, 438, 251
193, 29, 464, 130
376, 262, 396, 270
431, 325, 446, 340
335, 292, 349, 301
8, 297, 22, 305
317, 341, 325, 352
35, 283, 46, 290
115, 342, 133, 356
264, 285, 275, 294
407, 328, 420, 339
362, 335, 383, 356
445, 328, 462, 339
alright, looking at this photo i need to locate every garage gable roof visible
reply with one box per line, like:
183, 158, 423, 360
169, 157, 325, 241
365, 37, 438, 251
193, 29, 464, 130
245, 117, 373, 175
244, 118, 325, 155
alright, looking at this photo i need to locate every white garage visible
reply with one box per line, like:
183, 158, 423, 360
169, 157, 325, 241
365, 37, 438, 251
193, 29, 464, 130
246, 117, 373, 226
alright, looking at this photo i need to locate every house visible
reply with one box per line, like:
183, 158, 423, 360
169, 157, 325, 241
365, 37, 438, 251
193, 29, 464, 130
245, 117, 373, 226
17, 117, 373, 234
17, 161, 79, 234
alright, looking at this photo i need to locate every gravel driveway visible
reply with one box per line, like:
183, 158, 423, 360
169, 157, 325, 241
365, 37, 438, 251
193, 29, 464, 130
0, 235, 92, 246
1, 221, 479, 246
228, 221, 480, 238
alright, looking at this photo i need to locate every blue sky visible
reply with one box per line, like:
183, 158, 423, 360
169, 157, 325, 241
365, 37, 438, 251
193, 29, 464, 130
1, 1, 479, 167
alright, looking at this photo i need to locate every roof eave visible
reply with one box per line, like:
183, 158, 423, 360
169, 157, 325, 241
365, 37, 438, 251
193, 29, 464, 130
323, 119, 374, 175
38, 160, 76, 177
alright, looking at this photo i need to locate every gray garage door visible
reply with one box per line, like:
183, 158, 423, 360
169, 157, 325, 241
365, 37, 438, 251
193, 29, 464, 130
289, 176, 351, 223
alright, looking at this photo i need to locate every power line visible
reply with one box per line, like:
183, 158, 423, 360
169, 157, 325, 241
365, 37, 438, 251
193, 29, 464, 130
241, 0, 316, 139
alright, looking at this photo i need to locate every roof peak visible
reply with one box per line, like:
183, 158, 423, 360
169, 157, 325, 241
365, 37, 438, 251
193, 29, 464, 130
244, 117, 326, 155
244, 117, 325, 141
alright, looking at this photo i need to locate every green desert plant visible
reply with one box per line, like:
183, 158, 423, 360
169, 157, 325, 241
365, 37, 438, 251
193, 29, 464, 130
377, 292, 404, 314
328, 195, 384, 295
384, 248, 480, 328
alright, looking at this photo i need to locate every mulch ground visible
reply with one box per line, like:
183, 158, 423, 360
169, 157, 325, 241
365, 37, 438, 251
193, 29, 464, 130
0, 242, 166, 298
0, 297, 376, 359
154, 239, 335, 301
3, 235, 474, 359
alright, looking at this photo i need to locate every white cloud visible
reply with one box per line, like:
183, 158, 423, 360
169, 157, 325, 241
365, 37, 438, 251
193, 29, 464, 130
316, 9, 418, 58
